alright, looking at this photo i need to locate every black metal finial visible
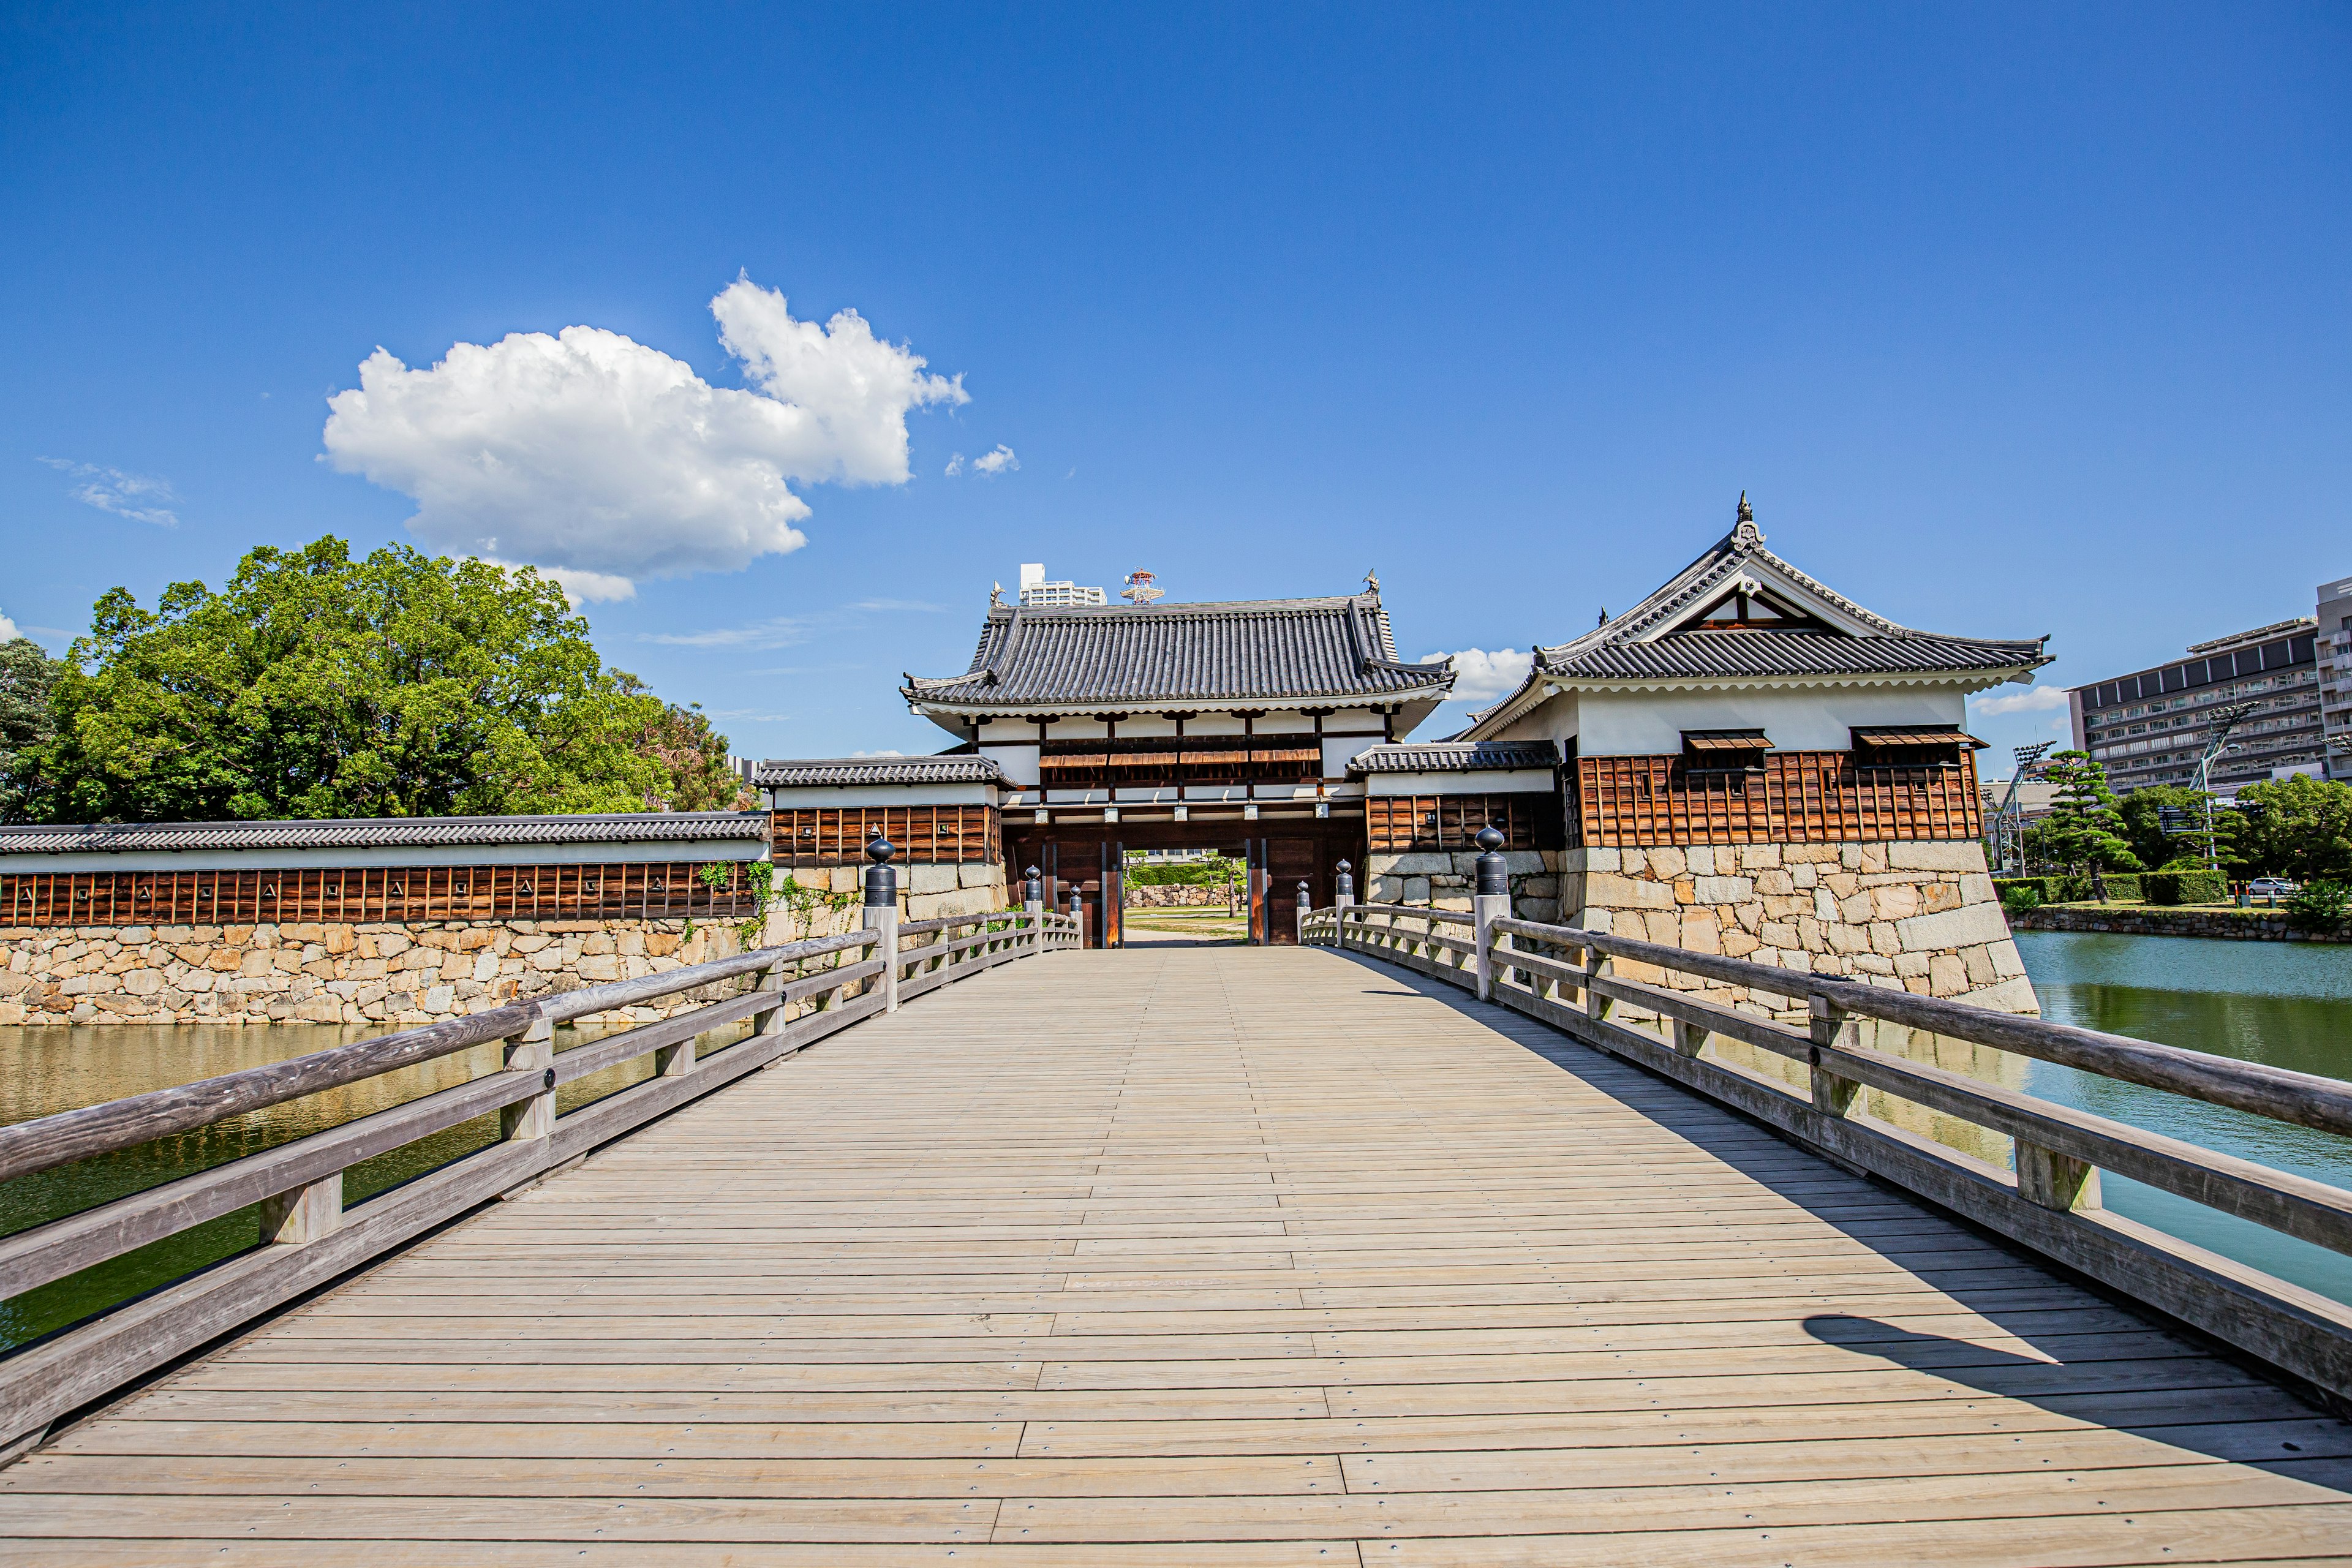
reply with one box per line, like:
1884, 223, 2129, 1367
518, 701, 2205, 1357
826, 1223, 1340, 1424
1474, 826, 1509, 896
1333, 859, 1354, 900
862, 836, 899, 908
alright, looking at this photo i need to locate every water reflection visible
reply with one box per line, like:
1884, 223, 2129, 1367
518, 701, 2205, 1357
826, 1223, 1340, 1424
0, 1016, 750, 1350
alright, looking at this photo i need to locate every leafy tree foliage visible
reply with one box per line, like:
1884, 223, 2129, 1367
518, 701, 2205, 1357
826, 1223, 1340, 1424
2031, 750, 2142, 873
2114, 783, 2237, 872
2230, 775, 2352, 881
627, 691, 753, 812
31, 538, 718, 823
0, 636, 66, 823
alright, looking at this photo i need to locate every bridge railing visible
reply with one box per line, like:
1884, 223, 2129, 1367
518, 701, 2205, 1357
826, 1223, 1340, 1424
0, 906, 1079, 1457
1305, 900, 2352, 1403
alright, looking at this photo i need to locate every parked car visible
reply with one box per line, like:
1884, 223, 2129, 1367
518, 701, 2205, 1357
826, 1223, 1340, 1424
2247, 877, 2299, 898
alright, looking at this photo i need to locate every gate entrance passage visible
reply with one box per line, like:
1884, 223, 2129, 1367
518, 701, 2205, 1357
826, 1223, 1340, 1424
1007, 815, 1358, 948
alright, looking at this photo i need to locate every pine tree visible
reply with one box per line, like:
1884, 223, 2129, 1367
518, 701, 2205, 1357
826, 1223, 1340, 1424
2037, 751, 2143, 874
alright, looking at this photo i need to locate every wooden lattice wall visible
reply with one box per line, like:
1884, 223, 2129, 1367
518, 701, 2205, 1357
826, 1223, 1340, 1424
1, 861, 762, 929
771, 806, 1002, 868
1572, 752, 1982, 848
1366, 794, 1564, 854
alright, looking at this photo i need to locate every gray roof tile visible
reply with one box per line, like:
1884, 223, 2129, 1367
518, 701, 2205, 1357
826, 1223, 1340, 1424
0, 812, 766, 856
1537, 630, 2049, 682
756, 756, 1006, 787
904, 594, 1455, 710
1349, 740, 1561, 775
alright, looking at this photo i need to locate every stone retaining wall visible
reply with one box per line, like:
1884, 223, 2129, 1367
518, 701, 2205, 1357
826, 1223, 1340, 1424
1126, 884, 1232, 908
1564, 839, 2036, 1014
2011, 904, 2342, 943
1366, 850, 1566, 924
1, 859, 1011, 1027
0, 918, 752, 1027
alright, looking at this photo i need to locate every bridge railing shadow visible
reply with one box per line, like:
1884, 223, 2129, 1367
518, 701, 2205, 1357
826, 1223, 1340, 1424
1311, 943, 2352, 1490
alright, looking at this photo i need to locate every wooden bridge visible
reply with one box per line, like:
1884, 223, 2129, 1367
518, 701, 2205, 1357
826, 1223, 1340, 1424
3, 904, 2351, 1562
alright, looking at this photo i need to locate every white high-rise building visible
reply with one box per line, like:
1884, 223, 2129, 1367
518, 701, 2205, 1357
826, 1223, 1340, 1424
1017, 563, 1106, 606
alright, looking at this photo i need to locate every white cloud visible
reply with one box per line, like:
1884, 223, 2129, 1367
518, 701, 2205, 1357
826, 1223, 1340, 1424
38, 459, 179, 527
851, 749, 905, 758
472, 556, 637, 605
0, 609, 17, 641
1972, 684, 2070, 716
320, 276, 967, 594
970, 444, 1019, 477
641, 617, 812, 650
1430, 647, 1534, 703
944, 453, 963, 476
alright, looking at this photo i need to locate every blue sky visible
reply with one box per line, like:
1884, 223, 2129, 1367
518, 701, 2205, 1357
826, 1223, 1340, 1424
3, 4, 2346, 771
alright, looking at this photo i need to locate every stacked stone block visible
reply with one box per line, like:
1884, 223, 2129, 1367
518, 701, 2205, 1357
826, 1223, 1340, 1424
1367, 850, 1565, 924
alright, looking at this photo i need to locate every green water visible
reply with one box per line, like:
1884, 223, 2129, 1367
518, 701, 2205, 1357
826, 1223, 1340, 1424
2011, 930, 2352, 1305
0, 1017, 751, 1351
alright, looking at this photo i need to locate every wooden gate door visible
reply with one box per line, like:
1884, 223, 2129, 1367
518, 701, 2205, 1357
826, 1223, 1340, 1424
1266, 839, 1319, 945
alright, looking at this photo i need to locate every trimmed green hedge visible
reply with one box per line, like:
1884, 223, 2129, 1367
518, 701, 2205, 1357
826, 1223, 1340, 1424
1994, 873, 2147, 904
2143, 869, 2228, 905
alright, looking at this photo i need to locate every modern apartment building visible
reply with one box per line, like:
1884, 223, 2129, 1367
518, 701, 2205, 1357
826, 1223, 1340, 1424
2317, 575, 2352, 780
2069, 619, 2322, 794
1017, 562, 1107, 607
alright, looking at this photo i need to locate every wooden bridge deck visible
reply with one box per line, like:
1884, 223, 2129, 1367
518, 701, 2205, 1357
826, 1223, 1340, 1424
7, 946, 2351, 1564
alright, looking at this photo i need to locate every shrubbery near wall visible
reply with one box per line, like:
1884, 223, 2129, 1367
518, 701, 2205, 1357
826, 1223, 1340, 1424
2143, 870, 2229, 906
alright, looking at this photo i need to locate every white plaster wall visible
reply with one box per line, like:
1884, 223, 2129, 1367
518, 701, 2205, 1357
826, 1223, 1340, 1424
1576, 685, 1967, 755
766, 782, 1000, 808
1363, 769, 1555, 796
978, 745, 1041, 786
1491, 690, 1579, 747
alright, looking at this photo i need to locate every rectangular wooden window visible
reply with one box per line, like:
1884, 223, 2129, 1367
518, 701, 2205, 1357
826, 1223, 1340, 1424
0, 860, 759, 930
1571, 750, 1983, 848
1037, 737, 1321, 788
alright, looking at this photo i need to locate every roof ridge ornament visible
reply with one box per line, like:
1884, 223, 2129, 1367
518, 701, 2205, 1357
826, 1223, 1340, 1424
1733, 491, 1764, 546
1364, 568, 1381, 597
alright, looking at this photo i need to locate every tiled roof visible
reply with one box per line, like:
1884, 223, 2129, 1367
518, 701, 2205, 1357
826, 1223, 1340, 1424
0, 812, 768, 856
1349, 739, 1561, 775
1535, 630, 2049, 682
1468, 502, 2051, 727
755, 756, 1007, 787
903, 594, 1455, 710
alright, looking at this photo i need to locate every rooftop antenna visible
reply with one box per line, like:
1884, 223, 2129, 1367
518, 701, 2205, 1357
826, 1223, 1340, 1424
1122, 570, 1163, 606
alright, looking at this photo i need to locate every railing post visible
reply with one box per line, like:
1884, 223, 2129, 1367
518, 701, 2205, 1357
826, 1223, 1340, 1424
1807, 992, 1861, 1118
2017, 1142, 2103, 1212
1583, 946, 1611, 1022
1472, 827, 1509, 1001
502, 1014, 556, 1143
1295, 881, 1310, 944
863, 836, 900, 1014
260, 1172, 342, 1245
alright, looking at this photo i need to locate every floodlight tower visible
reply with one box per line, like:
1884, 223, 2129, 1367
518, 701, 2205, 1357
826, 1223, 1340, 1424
1121, 570, 1163, 606
1991, 741, 2054, 876
2192, 701, 2261, 873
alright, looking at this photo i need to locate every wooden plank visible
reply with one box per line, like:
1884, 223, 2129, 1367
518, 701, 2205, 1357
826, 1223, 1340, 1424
11, 944, 2346, 1562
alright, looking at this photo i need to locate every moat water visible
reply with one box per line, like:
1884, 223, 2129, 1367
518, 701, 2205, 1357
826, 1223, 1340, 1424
1, 931, 2347, 1351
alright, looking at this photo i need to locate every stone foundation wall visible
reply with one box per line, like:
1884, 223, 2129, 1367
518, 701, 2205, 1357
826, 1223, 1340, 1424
2011, 904, 2340, 943
1566, 839, 2036, 1013
2, 858, 1012, 1027
0, 918, 758, 1027
1126, 884, 1231, 908
1366, 850, 1566, 924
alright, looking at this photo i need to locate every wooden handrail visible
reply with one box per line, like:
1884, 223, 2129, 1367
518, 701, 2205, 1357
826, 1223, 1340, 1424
0, 905, 1073, 1453
1304, 902, 2352, 1401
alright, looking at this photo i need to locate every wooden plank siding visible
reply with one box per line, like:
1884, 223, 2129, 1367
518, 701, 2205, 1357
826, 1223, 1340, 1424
7, 945, 2346, 1561
771, 806, 1002, 869
0, 862, 760, 930
1574, 750, 1983, 848
1366, 793, 1564, 854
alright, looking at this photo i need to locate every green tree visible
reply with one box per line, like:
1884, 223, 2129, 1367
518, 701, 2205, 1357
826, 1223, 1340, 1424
2229, 775, 2352, 881
2034, 751, 2142, 874
627, 690, 752, 812
34, 537, 683, 823
0, 636, 66, 823
2114, 783, 2236, 871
